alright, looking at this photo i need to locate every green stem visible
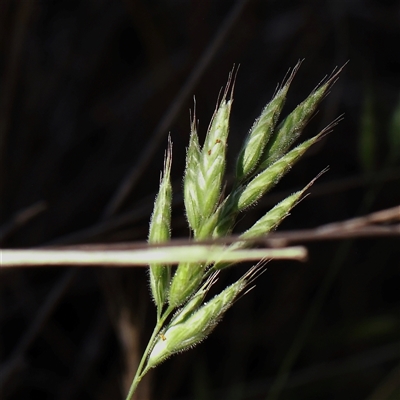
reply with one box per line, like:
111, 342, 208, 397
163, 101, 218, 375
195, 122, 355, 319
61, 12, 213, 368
125, 305, 175, 400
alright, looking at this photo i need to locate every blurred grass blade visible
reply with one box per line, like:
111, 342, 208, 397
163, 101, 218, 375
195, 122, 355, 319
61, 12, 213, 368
388, 94, 400, 164
358, 88, 377, 172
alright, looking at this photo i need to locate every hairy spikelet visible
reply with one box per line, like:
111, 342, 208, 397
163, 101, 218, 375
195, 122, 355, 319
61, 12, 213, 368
168, 262, 205, 308
236, 62, 301, 182
236, 134, 321, 210
196, 197, 229, 239
241, 190, 306, 238
169, 272, 218, 327
170, 78, 235, 307
213, 188, 309, 270
197, 96, 232, 222
184, 73, 235, 237
209, 133, 322, 239
147, 264, 265, 369
184, 116, 202, 232
148, 141, 173, 315
259, 68, 341, 170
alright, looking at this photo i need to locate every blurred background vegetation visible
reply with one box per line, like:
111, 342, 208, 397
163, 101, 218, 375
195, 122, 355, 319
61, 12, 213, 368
1, 0, 399, 399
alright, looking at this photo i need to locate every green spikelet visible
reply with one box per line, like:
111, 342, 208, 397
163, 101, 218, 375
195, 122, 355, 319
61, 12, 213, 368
197, 95, 232, 222
147, 264, 265, 369
184, 115, 202, 232
209, 132, 322, 240
241, 191, 306, 238
236, 62, 301, 182
148, 140, 173, 316
197, 134, 319, 240
168, 262, 205, 308
169, 272, 218, 327
259, 67, 342, 170
236, 133, 322, 211
213, 188, 308, 270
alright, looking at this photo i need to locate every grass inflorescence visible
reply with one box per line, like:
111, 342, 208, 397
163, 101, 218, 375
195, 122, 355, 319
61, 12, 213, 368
126, 62, 343, 399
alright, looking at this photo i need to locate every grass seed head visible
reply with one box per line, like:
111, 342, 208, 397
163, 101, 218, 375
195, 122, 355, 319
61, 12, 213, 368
141, 64, 344, 389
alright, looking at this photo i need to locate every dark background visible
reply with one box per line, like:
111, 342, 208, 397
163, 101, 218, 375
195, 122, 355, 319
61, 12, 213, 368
1, 0, 400, 399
